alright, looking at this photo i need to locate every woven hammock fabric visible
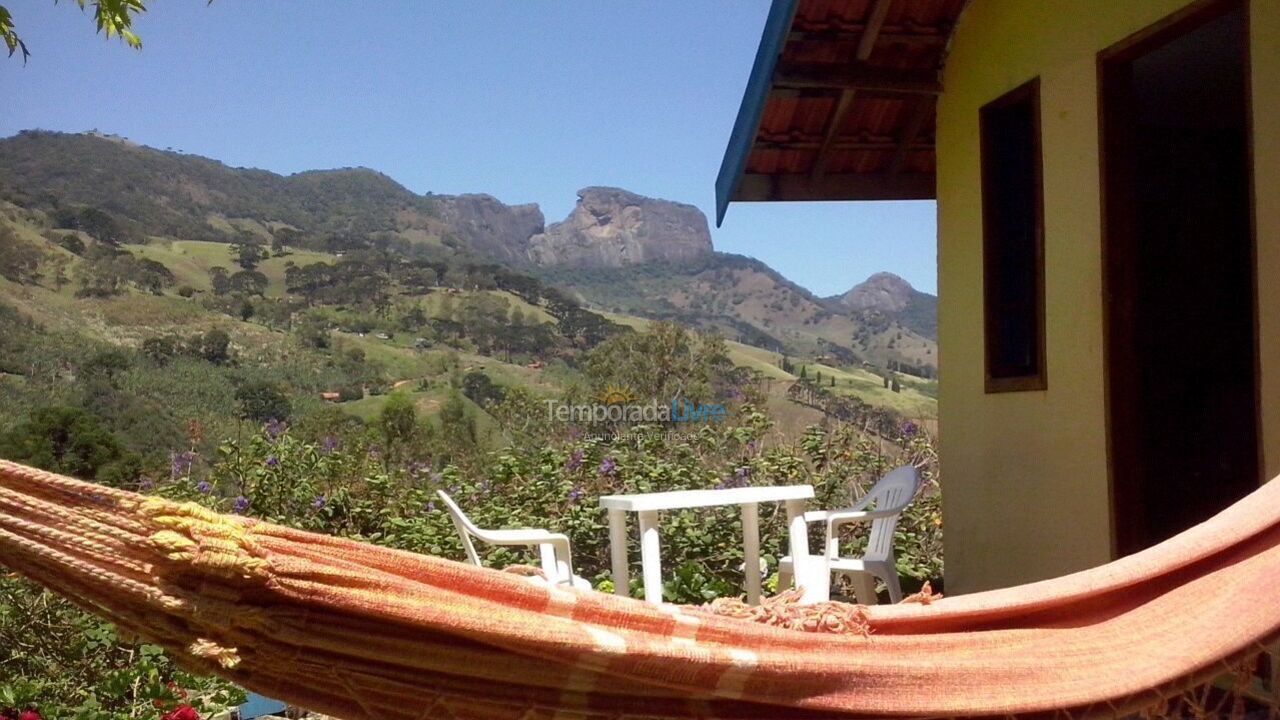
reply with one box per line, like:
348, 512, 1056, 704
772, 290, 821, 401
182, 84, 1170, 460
1, 459, 1278, 719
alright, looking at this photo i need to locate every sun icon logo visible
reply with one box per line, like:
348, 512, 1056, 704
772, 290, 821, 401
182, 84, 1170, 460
595, 384, 638, 406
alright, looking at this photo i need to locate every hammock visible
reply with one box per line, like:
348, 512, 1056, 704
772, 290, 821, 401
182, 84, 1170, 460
1, 459, 1278, 719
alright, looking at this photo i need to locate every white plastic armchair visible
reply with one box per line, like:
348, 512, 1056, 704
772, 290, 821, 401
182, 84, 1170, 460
778, 465, 922, 604
436, 490, 589, 589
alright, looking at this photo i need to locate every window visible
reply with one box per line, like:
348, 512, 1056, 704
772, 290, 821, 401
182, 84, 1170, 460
980, 78, 1046, 392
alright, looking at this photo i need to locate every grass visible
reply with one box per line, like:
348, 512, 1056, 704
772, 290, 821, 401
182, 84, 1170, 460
129, 239, 335, 297
802, 361, 937, 418
340, 386, 505, 446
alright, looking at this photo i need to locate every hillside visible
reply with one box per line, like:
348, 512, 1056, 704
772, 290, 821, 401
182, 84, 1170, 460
0, 130, 937, 376
540, 255, 937, 374
830, 272, 939, 341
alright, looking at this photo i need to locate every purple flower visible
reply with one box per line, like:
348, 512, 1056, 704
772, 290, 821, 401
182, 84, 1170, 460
568, 486, 584, 502
264, 418, 287, 441
564, 450, 584, 472
901, 421, 919, 437
138, 476, 155, 491
746, 440, 758, 454
170, 451, 196, 479
311, 495, 326, 510
231, 496, 250, 513
320, 436, 339, 454
598, 457, 617, 477
194, 481, 211, 495
425, 500, 437, 513
265, 455, 280, 468
735, 466, 750, 481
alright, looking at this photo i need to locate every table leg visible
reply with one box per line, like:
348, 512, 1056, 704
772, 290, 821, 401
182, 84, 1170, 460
740, 502, 761, 605
607, 508, 629, 597
637, 510, 663, 604
850, 572, 879, 606
785, 498, 828, 604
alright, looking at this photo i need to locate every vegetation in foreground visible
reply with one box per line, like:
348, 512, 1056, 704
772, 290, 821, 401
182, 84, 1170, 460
0, 321, 941, 720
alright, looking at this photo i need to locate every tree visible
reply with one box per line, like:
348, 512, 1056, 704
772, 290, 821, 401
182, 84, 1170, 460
0, 226, 44, 283
379, 392, 417, 459
235, 380, 292, 423
0, 406, 138, 484
141, 335, 182, 365
227, 269, 268, 297
233, 241, 267, 271
461, 371, 504, 407
3, 0, 147, 64
56, 234, 85, 255
130, 258, 175, 294
195, 329, 231, 364
209, 266, 231, 296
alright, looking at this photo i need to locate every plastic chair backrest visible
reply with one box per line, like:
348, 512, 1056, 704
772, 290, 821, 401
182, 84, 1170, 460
862, 466, 922, 562
436, 490, 482, 567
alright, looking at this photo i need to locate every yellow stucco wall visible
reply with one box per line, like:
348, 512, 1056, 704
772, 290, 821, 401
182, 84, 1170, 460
937, 0, 1280, 594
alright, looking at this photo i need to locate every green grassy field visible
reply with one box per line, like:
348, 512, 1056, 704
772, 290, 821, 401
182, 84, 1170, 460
130, 239, 335, 296
803, 361, 937, 418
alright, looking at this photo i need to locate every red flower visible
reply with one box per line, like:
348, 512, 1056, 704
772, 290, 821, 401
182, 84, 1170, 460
18, 710, 41, 720
161, 704, 200, 720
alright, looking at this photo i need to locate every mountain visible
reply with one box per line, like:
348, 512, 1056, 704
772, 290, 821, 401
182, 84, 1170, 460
527, 187, 713, 268
435, 193, 544, 265
0, 130, 936, 375
0, 130, 443, 243
831, 272, 938, 341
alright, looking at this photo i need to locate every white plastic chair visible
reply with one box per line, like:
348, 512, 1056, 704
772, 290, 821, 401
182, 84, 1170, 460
436, 490, 589, 589
778, 466, 922, 604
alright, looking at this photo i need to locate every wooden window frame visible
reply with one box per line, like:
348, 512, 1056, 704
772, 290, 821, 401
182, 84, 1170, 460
979, 77, 1047, 393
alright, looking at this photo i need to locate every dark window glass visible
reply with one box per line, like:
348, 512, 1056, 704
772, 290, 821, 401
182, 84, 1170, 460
980, 78, 1045, 392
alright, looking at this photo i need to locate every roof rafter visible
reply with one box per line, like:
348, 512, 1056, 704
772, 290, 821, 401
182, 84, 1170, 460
810, 0, 893, 180
886, 95, 935, 175
855, 0, 894, 60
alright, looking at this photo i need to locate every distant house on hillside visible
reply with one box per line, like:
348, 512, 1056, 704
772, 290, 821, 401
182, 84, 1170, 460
718, 0, 1277, 594
320, 392, 341, 403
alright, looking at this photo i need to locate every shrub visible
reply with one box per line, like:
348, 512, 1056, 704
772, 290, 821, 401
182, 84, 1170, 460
0, 406, 141, 485
234, 380, 292, 423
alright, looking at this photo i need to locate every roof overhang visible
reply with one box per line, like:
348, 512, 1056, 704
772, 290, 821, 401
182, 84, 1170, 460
715, 0, 966, 226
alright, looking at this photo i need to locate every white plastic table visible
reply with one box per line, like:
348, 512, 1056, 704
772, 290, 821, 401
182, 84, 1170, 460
599, 485, 817, 605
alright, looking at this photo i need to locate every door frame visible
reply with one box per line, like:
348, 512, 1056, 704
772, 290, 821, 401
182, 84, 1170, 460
1097, 0, 1261, 558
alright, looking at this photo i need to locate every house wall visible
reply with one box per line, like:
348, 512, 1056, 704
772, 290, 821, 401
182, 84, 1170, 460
937, 0, 1280, 594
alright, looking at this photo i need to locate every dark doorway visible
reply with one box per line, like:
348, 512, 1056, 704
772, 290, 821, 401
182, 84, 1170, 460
1100, 1, 1258, 557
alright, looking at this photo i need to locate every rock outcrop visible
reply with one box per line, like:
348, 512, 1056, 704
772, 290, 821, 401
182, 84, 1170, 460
435, 194, 545, 265
832, 272, 939, 341
836, 272, 917, 313
526, 187, 713, 268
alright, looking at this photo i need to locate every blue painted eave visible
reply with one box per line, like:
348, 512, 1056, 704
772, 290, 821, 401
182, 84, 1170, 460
715, 0, 798, 227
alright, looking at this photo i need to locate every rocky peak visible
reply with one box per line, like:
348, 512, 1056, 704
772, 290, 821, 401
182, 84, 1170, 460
526, 186, 713, 268
435, 193, 545, 265
838, 272, 917, 313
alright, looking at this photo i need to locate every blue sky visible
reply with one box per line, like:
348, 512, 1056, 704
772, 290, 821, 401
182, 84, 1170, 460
2, 1, 937, 295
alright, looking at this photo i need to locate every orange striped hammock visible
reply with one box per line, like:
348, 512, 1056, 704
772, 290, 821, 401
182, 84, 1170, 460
1, 460, 1278, 720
